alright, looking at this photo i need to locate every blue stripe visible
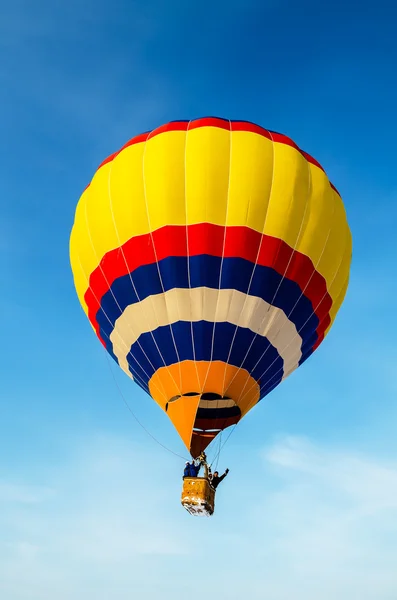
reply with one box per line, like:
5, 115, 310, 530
96, 255, 319, 353
100, 321, 284, 399
104, 339, 150, 395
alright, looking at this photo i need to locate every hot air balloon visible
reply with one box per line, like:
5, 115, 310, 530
69, 117, 352, 516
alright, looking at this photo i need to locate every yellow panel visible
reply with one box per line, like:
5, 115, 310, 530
227, 131, 274, 231
84, 163, 120, 265
328, 221, 353, 302
316, 191, 350, 302
263, 142, 311, 255
107, 142, 150, 242
143, 130, 188, 230
69, 243, 88, 314
294, 163, 336, 266
327, 275, 350, 335
185, 126, 231, 225
70, 140, 149, 315
70, 187, 97, 314
326, 225, 352, 330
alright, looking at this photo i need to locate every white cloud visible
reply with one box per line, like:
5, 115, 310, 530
254, 435, 397, 599
0, 433, 192, 600
264, 435, 397, 507
1, 431, 397, 600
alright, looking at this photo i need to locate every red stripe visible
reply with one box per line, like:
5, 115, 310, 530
270, 131, 300, 152
97, 151, 118, 169
120, 131, 151, 150
84, 224, 332, 346
301, 150, 323, 171
189, 117, 231, 131
148, 121, 190, 137
330, 182, 340, 195
230, 120, 272, 139
82, 118, 339, 197
313, 333, 325, 351
194, 415, 240, 431
97, 132, 151, 171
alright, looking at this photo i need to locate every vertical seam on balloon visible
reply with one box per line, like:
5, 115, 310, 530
201, 119, 233, 398
184, 120, 201, 399
81, 184, 151, 381
244, 235, 349, 402
141, 131, 184, 397
235, 143, 314, 402
80, 184, 167, 400
78, 261, 158, 394
326, 269, 350, 331
214, 119, 233, 418
217, 128, 276, 435
219, 130, 277, 406
238, 186, 349, 407
237, 221, 336, 402
318, 228, 351, 338
240, 182, 338, 399
183, 119, 200, 453
218, 122, 248, 406
231, 141, 313, 406
258, 179, 340, 379
104, 149, 171, 401
74, 249, 166, 400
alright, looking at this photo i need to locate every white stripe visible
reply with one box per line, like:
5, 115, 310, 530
110, 287, 303, 380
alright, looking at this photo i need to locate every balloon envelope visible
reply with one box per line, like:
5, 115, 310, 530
70, 117, 352, 457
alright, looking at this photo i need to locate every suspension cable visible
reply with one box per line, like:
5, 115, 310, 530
104, 351, 189, 461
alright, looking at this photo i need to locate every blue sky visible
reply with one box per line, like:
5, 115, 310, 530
1, 0, 397, 598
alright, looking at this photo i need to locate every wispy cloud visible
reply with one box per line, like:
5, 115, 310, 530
0, 433, 190, 599
264, 434, 397, 512
253, 435, 397, 599
1, 431, 397, 599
